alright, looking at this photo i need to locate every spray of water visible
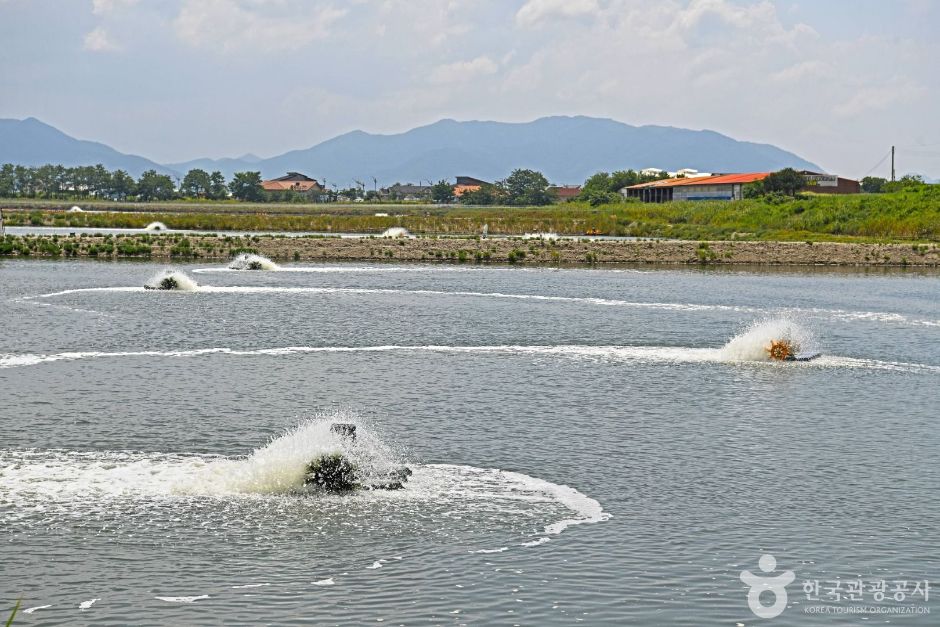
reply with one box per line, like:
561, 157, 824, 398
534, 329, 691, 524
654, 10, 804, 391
720, 317, 818, 362
201, 412, 405, 495
523, 232, 560, 241
143, 269, 199, 292
228, 253, 280, 271
145, 221, 168, 231
381, 227, 411, 239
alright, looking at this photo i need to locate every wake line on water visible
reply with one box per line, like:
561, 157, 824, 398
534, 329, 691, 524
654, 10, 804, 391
2, 344, 937, 374
20, 285, 940, 328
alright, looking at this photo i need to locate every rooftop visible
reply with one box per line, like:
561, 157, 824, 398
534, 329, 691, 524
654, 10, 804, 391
626, 172, 771, 189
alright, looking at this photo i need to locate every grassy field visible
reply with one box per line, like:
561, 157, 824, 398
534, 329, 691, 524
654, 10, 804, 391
3, 186, 939, 242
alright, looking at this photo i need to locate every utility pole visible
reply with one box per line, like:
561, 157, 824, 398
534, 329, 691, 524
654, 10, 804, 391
891, 146, 896, 182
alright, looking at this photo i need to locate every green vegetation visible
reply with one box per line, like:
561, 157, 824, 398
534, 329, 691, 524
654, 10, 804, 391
228, 171, 265, 202
3, 183, 938, 243
457, 168, 557, 206
431, 179, 455, 204
747, 168, 806, 197
6, 599, 20, 627
578, 169, 668, 205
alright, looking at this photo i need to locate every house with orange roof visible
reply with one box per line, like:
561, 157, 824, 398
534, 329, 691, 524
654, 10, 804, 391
453, 176, 489, 197
261, 172, 324, 193
624, 170, 860, 202
623, 173, 771, 202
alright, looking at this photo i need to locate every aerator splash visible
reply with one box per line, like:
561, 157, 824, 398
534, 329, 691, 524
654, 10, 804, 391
304, 423, 412, 492
765, 338, 821, 362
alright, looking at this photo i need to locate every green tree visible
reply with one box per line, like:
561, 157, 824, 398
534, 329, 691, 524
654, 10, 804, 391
207, 171, 227, 200
14, 165, 36, 197
229, 171, 264, 201
861, 176, 887, 193
742, 181, 765, 198
181, 168, 211, 198
108, 169, 136, 200
459, 184, 500, 206
0, 164, 15, 197
762, 168, 806, 196
883, 174, 927, 193
136, 169, 176, 201
502, 168, 553, 206
431, 179, 455, 203
579, 171, 622, 206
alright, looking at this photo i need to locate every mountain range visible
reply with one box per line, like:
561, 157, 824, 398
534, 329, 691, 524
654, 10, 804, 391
1, 115, 822, 186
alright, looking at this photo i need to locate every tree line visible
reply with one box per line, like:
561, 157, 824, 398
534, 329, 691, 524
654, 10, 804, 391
0, 163, 267, 202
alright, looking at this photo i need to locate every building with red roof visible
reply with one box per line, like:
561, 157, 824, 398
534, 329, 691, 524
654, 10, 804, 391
623, 173, 771, 202
261, 172, 324, 193
623, 171, 859, 202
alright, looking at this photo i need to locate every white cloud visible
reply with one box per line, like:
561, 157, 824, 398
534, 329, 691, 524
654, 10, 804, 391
173, 0, 346, 53
771, 60, 830, 82
516, 0, 599, 27
834, 80, 927, 117
92, 0, 138, 15
83, 26, 119, 52
429, 56, 498, 84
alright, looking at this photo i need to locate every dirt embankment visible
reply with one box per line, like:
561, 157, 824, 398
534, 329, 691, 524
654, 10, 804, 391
2, 234, 939, 266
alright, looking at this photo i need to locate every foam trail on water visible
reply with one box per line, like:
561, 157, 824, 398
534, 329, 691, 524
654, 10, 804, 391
498, 470, 610, 535
3, 344, 938, 374
194, 265, 451, 274
21, 284, 940, 327
155, 595, 210, 603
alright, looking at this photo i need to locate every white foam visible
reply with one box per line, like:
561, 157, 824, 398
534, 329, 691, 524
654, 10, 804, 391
3, 344, 938, 374
23, 283, 940, 328
720, 317, 818, 362
144, 269, 198, 291
231, 583, 270, 589
499, 470, 611, 535
312, 578, 335, 586
472, 547, 509, 554
22, 605, 53, 614
521, 537, 551, 547
0, 417, 612, 553
155, 595, 209, 603
366, 561, 384, 569
79, 599, 99, 610
522, 232, 560, 241
227, 253, 280, 271
380, 227, 411, 238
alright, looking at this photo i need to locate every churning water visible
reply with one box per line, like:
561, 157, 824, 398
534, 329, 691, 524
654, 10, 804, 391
1, 259, 938, 624
228, 253, 280, 271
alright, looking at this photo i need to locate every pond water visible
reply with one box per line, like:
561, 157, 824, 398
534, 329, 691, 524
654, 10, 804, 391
1, 259, 937, 624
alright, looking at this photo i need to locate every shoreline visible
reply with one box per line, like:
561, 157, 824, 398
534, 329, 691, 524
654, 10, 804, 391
2, 233, 939, 266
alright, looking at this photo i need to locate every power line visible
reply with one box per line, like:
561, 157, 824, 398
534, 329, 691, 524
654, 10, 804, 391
861, 149, 892, 179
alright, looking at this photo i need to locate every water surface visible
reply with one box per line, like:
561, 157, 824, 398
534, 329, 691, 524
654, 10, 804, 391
1, 259, 937, 624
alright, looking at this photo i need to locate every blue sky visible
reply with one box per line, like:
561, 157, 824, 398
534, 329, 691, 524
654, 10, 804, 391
1, 0, 938, 178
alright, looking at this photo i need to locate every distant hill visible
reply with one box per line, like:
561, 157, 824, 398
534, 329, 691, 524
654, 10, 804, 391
170, 116, 822, 185
3, 115, 821, 186
0, 117, 175, 177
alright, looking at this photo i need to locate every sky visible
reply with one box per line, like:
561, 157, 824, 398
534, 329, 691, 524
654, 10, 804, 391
1, 0, 938, 178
